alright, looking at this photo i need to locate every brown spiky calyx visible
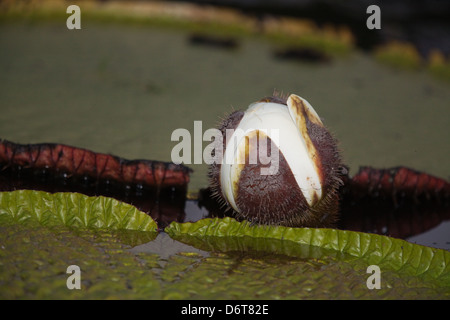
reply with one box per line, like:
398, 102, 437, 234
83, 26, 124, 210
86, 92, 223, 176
208, 94, 345, 227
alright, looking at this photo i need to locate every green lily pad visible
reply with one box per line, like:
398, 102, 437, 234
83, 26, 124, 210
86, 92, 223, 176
0, 190, 157, 232
1, 190, 449, 299
0, 190, 162, 299
0, 222, 162, 299
165, 217, 450, 299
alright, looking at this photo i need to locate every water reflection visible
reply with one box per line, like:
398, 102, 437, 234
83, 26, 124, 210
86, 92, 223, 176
195, 187, 450, 244
0, 165, 187, 230
0, 166, 448, 248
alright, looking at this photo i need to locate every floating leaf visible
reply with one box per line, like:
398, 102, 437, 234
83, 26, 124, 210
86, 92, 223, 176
166, 217, 450, 297
0, 190, 157, 232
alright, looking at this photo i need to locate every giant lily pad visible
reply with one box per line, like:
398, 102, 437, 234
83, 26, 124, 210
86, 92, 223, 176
1, 190, 449, 299
0, 190, 161, 299
165, 217, 450, 299
0, 222, 162, 299
0, 190, 157, 232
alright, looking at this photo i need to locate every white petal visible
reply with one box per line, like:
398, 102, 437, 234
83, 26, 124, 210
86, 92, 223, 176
220, 99, 322, 208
